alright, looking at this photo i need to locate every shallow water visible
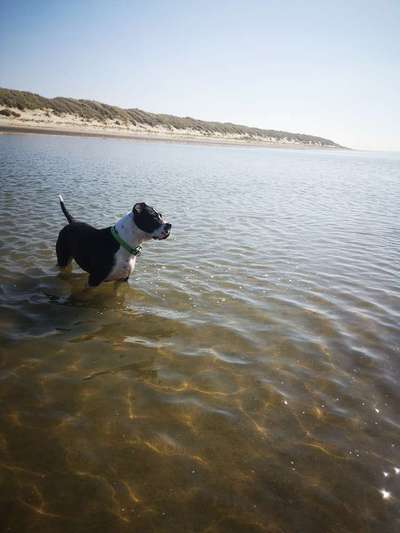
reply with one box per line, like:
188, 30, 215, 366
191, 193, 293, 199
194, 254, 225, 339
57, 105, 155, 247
0, 134, 399, 532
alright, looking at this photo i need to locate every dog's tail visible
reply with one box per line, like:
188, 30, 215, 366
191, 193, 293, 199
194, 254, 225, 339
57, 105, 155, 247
58, 195, 74, 224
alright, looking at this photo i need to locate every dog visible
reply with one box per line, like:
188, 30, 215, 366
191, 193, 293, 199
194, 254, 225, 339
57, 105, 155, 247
56, 196, 171, 287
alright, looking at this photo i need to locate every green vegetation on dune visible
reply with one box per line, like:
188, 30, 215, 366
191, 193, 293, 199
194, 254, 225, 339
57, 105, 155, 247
0, 88, 343, 147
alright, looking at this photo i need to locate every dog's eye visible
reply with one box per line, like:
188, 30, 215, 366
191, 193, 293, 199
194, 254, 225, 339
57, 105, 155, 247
159, 213, 163, 219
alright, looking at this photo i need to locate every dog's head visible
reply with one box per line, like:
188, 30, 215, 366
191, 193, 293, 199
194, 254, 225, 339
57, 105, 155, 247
133, 203, 171, 240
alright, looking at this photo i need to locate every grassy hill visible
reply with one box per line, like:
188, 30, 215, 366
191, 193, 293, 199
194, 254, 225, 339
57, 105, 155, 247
0, 88, 343, 148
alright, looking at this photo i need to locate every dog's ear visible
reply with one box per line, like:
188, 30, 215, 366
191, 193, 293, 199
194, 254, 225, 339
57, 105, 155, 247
133, 202, 146, 215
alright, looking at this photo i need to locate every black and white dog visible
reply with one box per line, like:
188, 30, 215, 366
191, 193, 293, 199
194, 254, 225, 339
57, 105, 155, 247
56, 196, 171, 287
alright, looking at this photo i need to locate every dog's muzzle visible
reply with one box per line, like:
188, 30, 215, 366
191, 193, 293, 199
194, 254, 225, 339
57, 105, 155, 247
154, 223, 172, 240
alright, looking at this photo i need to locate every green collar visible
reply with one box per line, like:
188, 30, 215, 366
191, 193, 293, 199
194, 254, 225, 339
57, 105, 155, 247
110, 226, 142, 256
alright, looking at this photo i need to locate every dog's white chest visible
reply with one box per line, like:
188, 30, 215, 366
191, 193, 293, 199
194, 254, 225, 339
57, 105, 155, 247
106, 251, 137, 281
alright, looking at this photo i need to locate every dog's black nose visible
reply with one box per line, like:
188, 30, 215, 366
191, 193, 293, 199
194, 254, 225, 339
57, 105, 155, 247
165, 223, 172, 230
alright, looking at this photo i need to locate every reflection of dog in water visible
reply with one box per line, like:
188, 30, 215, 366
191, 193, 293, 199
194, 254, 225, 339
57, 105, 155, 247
56, 196, 171, 287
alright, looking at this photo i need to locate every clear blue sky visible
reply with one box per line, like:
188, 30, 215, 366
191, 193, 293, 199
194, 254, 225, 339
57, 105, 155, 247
1, 0, 399, 150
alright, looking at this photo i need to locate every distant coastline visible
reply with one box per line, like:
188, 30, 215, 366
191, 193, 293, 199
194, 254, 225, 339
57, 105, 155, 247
0, 124, 346, 150
0, 87, 347, 149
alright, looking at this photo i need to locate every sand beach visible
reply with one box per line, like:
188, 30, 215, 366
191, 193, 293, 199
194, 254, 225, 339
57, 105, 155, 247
0, 107, 341, 149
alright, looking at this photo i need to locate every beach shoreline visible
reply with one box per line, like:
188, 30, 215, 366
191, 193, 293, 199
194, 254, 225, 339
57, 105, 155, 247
0, 122, 344, 150
0, 103, 346, 150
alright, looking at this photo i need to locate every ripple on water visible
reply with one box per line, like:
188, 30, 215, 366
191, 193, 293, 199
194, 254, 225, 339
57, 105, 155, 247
1, 136, 400, 532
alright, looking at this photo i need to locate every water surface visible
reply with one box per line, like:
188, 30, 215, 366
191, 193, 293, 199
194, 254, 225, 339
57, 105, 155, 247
0, 134, 399, 532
